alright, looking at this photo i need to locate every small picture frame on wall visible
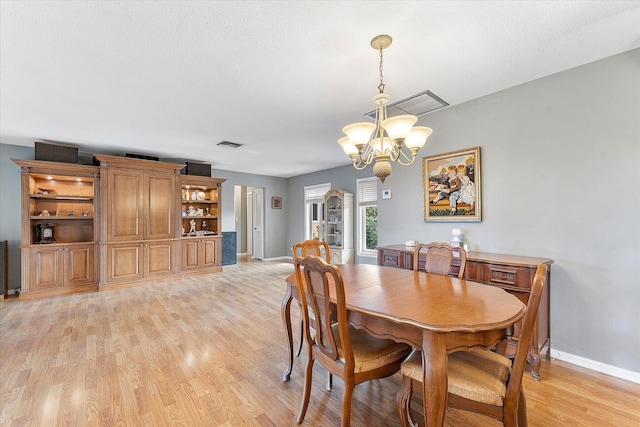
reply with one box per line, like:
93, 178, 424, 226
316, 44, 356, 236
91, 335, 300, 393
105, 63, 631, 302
271, 197, 282, 209
423, 146, 481, 222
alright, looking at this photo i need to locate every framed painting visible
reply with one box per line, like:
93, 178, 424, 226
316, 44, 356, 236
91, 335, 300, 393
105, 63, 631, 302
423, 146, 481, 222
271, 196, 282, 209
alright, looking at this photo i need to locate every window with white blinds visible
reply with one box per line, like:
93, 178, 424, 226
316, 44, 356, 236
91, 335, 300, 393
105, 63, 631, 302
305, 183, 331, 201
356, 178, 378, 257
358, 179, 378, 206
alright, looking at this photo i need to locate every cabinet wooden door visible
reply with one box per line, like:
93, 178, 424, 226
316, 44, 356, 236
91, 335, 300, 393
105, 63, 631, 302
107, 169, 143, 241
107, 170, 175, 241
30, 244, 94, 290
104, 241, 175, 283
202, 237, 221, 268
105, 243, 145, 283
181, 237, 221, 271
144, 173, 175, 240
65, 244, 95, 286
30, 246, 63, 290
146, 241, 176, 277
182, 239, 200, 270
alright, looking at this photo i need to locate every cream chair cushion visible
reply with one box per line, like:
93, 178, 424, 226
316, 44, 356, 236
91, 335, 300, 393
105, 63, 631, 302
333, 324, 411, 373
401, 349, 512, 406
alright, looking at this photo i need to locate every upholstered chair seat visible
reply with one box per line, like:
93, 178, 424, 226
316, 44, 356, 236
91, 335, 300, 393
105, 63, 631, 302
333, 323, 412, 374
401, 349, 512, 406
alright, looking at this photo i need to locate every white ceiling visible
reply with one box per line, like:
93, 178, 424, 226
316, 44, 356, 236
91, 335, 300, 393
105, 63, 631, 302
2, 1, 639, 177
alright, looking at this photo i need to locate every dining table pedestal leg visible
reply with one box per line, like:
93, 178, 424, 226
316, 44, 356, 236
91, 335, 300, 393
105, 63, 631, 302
422, 331, 448, 427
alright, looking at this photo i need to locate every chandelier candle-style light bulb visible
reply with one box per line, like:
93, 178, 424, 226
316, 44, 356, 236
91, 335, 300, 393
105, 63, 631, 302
338, 34, 433, 183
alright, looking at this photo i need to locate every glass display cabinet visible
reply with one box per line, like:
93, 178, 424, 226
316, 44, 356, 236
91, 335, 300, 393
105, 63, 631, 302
324, 189, 354, 264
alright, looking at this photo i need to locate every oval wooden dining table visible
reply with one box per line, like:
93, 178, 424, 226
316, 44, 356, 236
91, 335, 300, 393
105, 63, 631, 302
282, 263, 526, 427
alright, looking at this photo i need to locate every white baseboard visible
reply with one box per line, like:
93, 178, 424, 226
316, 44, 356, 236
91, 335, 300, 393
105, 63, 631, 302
261, 256, 290, 262
551, 349, 640, 384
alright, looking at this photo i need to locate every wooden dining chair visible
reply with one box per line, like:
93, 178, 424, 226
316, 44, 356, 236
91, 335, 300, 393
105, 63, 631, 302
294, 255, 412, 427
413, 241, 467, 279
396, 264, 548, 427
292, 240, 331, 357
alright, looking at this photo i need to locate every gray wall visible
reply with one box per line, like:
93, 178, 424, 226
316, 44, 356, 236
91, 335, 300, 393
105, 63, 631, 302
210, 169, 289, 259
288, 49, 640, 374
0, 144, 31, 294
1, 49, 638, 374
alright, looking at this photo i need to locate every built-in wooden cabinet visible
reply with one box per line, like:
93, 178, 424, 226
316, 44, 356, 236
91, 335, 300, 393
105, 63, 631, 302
13, 159, 100, 299
95, 155, 184, 289
14, 154, 226, 297
377, 244, 553, 380
324, 189, 354, 264
179, 175, 225, 274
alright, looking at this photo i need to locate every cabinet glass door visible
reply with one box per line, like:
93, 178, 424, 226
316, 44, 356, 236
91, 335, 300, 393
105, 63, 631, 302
326, 195, 343, 248
309, 201, 325, 241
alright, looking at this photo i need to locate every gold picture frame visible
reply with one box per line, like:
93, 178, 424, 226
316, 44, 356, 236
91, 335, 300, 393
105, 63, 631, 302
423, 146, 481, 222
272, 196, 282, 209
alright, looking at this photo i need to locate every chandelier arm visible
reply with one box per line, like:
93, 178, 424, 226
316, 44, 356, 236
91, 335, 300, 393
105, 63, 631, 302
359, 148, 377, 165
395, 147, 418, 166
352, 159, 371, 170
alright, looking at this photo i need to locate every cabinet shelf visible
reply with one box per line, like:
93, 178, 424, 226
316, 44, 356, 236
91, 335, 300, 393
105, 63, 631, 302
182, 215, 218, 219
182, 200, 218, 204
30, 240, 96, 246
30, 216, 94, 220
30, 194, 94, 201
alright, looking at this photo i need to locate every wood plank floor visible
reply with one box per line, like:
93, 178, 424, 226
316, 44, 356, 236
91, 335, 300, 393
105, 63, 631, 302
1, 256, 639, 426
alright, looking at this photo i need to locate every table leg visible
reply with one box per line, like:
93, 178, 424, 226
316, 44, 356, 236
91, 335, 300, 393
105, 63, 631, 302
281, 284, 294, 382
528, 348, 542, 381
422, 331, 447, 427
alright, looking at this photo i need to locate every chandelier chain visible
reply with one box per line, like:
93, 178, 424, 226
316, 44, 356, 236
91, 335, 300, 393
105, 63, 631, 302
377, 47, 385, 93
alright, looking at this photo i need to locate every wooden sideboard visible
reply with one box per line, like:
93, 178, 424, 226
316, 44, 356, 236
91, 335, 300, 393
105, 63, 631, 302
377, 244, 553, 380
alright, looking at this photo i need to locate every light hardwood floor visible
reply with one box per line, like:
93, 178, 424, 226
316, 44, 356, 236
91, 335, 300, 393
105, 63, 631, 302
1, 257, 639, 426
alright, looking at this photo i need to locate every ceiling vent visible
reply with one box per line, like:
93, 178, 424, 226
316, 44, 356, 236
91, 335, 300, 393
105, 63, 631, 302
217, 140, 243, 149
365, 90, 448, 120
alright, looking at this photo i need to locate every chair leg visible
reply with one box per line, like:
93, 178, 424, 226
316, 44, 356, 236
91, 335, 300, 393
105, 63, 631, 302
341, 378, 355, 427
295, 303, 304, 357
517, 388, 528, 427
326, 371, 333, 391
396, 375, 414, 427
295, 317, 304, 357
296, 357, 315, 424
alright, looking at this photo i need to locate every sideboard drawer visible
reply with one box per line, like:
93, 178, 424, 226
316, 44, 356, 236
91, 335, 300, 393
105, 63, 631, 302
380, 250, 403, 268
470, 261, 537, 291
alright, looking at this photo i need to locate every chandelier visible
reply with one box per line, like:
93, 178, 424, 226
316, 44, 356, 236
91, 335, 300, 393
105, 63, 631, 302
338, 34, 432, 183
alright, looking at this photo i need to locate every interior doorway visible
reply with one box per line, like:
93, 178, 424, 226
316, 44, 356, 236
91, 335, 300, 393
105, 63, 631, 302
234, 185, 265, 260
